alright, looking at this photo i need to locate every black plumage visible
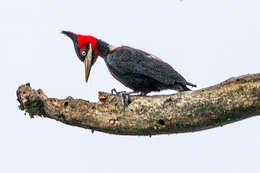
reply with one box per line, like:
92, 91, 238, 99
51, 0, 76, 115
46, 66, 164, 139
97, 40, 196, 94
62, 31, 196, 95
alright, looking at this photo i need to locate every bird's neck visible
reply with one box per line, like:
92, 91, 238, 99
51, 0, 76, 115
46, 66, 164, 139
97, 39, 112, 58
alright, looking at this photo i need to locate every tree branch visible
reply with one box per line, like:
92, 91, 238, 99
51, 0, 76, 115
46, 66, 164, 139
16, 73, 260, 136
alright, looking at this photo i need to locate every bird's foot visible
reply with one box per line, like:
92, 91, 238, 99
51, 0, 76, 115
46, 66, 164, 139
111, 89, 137, 110
140, 92, 147, 96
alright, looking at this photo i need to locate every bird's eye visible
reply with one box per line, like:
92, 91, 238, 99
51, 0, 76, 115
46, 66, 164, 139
81, 50, 87, 56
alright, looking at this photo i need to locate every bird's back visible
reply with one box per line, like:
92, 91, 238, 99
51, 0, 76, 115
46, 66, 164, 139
104, 46, 192, 93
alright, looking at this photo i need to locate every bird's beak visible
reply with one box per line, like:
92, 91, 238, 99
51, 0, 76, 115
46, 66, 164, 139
84, 44, 93, 82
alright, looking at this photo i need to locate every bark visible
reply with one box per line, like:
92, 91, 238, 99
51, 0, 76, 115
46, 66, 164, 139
16, 73, 260, 136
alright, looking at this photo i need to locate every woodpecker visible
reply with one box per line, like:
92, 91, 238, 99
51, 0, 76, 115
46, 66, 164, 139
62, 31, 196, 96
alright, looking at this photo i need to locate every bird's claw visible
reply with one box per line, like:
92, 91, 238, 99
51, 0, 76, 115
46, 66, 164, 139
111, 88, 117, 95
111, 88, 130, 111
119, 91, 129, 111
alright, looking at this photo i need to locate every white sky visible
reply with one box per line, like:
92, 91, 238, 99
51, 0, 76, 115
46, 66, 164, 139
1, 0, 260, 172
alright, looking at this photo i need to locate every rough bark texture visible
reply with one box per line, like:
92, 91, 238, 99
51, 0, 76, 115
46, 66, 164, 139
16, 73, 260, 136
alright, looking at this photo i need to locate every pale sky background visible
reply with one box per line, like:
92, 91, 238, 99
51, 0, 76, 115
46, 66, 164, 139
1, 0, 260, 172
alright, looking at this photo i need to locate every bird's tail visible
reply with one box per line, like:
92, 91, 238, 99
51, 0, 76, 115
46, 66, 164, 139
172, 81, 196, 92
175, 81, 197, 92
185, 81, 197, 87
180, 85, 191, 91
173, 83, 191, 92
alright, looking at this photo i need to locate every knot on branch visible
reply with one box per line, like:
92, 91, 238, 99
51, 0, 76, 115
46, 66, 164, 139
17, 83, 48, 118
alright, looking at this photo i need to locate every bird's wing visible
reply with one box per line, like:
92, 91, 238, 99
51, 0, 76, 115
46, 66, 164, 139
107, 46, 187, 85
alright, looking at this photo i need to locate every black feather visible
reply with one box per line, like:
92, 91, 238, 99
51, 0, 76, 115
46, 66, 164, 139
102, 46, 194, 94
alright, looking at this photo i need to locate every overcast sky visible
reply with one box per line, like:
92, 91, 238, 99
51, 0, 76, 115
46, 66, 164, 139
1, 0, 260, 172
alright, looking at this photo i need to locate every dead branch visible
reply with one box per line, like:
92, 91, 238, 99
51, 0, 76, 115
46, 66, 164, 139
16, 73, 260, 136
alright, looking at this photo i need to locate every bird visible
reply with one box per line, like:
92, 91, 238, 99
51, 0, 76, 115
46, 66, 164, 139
61, 31, 196, 96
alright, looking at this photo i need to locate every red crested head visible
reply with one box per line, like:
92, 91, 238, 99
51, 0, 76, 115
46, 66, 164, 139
62, 30, 101, 82
76, 34, 97, 50
61, 31, 99, 64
